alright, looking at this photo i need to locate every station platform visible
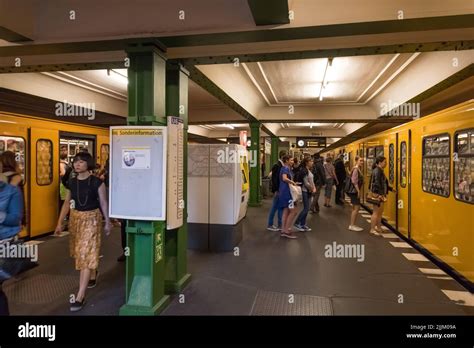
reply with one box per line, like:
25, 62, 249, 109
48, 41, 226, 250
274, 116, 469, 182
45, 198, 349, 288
4, 195, 474, 316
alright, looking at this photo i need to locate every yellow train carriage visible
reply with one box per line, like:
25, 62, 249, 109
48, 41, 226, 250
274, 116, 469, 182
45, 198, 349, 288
324, 100, 473, 289
0, 112, 109, 238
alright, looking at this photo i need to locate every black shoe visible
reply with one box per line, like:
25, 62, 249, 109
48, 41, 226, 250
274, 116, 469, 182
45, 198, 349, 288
117, 254, 126, 262
70, 299, 85, 312
87, 271, 98, 289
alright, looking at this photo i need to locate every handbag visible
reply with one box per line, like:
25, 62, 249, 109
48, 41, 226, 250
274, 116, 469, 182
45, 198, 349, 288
0, 239, 39, 283
289, 184, 302, 203
344, 169, 358, 194
366, 172, 382, 206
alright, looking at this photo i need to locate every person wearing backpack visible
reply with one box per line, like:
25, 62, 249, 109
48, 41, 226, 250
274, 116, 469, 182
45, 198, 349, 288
310, 154, 326, 213
294, 157, 316, 231
266, 151, 286, 232
1, 151, 25, 227
0, 162, 23, 315
345, 156, 364, 232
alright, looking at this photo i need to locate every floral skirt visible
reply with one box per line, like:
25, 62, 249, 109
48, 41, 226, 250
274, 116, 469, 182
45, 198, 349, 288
69, 209, 102, 271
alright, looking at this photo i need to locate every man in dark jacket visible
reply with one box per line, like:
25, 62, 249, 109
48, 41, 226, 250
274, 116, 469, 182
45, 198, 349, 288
310, 153, 326, 212
334, 154, 347, 205
266, 151, 286, 231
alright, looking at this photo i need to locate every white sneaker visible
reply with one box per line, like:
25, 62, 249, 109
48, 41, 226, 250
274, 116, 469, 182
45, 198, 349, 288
267, 225, 279, 232
349, 225, 363, 232
370, 229, 381, 236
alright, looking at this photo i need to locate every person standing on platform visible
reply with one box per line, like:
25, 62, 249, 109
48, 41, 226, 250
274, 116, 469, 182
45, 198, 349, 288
267, 151, 286, 232
294, 157, 316, 231
334, 154, 346, 205
0, 163, 23, 316
310, 154, 326, 213
369, 156, 396, 236
323, 156, 338, 208
55, 152, 111, 311
278, 155, 299, 239
347, 156, 364, 232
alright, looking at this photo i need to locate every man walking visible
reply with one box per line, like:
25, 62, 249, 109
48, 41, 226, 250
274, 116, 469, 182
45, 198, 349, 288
310, 153, 326, 213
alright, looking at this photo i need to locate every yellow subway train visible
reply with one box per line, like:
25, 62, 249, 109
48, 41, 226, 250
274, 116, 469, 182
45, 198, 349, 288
0, 112, 109, 238
323, 100, 474, 290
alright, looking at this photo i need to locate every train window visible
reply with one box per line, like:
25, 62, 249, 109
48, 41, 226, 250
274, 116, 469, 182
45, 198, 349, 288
422, 134, 450, 197
36, 139, 53, 186
366, 147, 375, 177
400, 142, 408, 188
389, 144, 395, 184
375, 146, 384, 158
0, 136, 26, 180
454, 129, 474, 204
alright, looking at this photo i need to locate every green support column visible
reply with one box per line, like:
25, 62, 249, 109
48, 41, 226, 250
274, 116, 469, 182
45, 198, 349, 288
119, 44, 170, 315
164, 61, 191, 293
248, 122, 261, 207
270, 136, 279, 166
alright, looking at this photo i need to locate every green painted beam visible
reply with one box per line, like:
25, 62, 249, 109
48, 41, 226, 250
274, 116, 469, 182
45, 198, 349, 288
0, 26, 32, 42
184, 65, 277, 138
270, 136, 280, 166
248, 122, 262, 206
407, 63, 474, 105
164, 60, 191, 294
0, 14, 472, 58
247, 0, 289, 26
159, 14, 474, 47
0, 61, 125, 74
180, 40, 474, 65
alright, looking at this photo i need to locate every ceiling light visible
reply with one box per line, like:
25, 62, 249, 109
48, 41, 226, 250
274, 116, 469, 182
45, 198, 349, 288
310, 123, 313, 129
319, 58, 333, 101
222, 124, 234, 129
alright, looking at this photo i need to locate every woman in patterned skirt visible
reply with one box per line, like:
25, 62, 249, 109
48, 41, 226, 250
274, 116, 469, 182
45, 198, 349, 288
55, 152, 111, 312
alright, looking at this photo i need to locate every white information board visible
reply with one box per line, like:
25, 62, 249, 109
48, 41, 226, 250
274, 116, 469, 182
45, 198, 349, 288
166, 116, 184, 230
109, 126, 167, 220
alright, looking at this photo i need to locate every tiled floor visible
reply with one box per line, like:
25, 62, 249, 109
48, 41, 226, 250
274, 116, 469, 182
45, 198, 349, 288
4, 193, 474, 315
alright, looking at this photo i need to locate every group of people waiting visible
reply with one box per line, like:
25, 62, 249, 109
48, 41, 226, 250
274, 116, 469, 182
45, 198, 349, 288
266, 151, 395, 239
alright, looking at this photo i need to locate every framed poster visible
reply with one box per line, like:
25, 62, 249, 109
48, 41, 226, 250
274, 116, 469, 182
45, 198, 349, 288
109, 126, 167, 220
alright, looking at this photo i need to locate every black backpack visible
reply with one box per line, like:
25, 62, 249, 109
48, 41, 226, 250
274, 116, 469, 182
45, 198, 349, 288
293, 166, 308, 184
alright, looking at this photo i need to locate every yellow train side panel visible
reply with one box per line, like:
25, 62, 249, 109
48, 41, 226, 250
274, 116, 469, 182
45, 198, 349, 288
411, 103, 474, 283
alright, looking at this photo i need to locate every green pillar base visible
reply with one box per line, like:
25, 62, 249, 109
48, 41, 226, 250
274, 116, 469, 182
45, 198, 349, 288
119, 294, 170, 316
248, 202, 263, 207
165, 273, 191, 294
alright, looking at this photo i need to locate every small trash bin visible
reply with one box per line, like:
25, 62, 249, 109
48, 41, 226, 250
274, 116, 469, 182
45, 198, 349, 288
262, 178, 271, 198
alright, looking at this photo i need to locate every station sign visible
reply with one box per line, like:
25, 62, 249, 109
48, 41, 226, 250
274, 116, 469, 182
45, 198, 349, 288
296, 137, 326, 148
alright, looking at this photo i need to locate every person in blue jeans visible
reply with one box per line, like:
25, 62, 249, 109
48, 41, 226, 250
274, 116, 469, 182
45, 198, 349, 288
267, 151, 286, 231
294, 157, 316, 231
0, 164, 24, 316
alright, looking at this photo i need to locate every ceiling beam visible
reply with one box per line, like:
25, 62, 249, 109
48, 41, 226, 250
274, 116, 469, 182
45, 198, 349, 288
0, 26, 32, 42
185, 64, 276, 137
159, 14, 474, 47
247, 0, 289, 26
0, 61, 125, 74
180, 40, 473, 65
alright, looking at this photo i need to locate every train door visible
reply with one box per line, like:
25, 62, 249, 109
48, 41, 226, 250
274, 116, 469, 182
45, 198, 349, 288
0, 125, 28, 238
30, 128, 58, 237
358, 143, 366, 202
397, 130, 411, 237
